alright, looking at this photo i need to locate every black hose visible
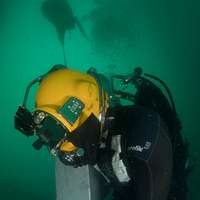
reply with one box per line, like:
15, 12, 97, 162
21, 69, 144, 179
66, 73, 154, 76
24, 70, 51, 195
144, 73, 176, 113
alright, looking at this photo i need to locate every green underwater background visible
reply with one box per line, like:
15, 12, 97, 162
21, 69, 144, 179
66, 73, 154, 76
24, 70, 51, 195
1, 0, 200, 199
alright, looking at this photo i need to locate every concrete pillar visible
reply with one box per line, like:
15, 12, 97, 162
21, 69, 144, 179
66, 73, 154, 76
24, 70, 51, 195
55, 158, 111, 200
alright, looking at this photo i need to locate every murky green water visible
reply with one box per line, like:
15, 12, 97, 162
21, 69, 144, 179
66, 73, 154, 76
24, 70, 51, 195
1, 0, 200, 199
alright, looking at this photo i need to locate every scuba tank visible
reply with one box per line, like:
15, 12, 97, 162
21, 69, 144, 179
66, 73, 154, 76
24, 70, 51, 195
110, 67, 194, 200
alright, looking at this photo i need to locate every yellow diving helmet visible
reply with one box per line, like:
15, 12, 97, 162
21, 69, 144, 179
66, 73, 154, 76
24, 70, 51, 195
15, 65, 110, 166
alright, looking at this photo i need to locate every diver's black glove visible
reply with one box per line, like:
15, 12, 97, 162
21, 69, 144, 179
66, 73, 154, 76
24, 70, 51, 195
15, 106, 35, 136
96, 148, 120, 184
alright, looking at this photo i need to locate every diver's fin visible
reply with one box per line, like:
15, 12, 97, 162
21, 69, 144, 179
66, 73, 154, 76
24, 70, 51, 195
74, 17, 89, 41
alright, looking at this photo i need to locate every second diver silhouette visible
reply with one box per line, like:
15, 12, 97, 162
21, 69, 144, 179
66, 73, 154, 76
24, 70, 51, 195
41, 0, 89, 67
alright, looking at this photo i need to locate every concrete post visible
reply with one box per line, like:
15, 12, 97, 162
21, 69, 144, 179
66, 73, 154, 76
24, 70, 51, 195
55, 158, 110, 200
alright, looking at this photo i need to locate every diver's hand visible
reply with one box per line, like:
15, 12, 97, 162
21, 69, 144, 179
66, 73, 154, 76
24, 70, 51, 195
96, 148, 119, 184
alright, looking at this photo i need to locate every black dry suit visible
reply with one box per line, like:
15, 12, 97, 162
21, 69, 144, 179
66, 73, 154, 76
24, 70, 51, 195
96, 69, 191, 200
97, 105, 173, 200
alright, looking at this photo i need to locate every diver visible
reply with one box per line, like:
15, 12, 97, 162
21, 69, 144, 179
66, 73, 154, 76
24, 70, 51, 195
14, 65, 191, 200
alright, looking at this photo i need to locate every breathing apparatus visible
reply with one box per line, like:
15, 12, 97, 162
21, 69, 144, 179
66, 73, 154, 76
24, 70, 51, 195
15, 65, 110, 167
110, 67, 183, 152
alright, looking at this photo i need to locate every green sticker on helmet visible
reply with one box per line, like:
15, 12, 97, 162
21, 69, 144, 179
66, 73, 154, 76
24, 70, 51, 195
59, 97, 85, 125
